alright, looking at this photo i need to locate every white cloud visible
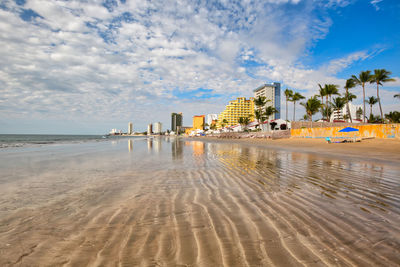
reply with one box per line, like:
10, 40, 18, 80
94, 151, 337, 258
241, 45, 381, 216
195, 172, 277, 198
370, 0, 383, 10
0, 0, 396, 133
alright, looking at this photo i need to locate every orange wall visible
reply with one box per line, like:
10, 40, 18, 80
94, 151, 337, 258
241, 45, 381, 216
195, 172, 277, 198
291, 124, 400, 139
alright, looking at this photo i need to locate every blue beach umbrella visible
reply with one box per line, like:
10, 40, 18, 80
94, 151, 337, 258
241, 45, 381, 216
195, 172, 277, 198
338, 127, 359, 133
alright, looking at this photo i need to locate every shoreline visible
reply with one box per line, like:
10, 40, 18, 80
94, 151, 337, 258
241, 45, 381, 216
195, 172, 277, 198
190, 136, 400, 165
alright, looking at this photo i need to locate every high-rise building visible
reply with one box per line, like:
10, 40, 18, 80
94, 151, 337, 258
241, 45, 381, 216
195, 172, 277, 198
147, 124, 153, 135
128, 122, 133, 135
193, 115, 205, 130
171, 112, 183, 132
218, 97, 255, 127
253, 82, 281, 120
206, 114, 218, 127
154, 122, 162, 134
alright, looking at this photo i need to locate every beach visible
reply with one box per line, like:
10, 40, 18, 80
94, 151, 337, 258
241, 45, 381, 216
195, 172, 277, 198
197, 137, 400, 165
0, 137, 399, 266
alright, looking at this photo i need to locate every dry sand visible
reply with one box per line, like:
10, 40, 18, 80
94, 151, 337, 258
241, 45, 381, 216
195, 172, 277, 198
0, 138, 399, 266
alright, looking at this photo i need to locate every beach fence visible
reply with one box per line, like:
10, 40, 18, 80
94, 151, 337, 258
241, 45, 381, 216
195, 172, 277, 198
291, 124, 400, 139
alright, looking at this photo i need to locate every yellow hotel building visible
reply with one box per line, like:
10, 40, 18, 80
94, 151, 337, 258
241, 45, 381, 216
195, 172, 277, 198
218, 97, 254, 127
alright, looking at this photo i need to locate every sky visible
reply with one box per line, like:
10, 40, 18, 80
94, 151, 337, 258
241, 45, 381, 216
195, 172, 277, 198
0, 0, 399, 134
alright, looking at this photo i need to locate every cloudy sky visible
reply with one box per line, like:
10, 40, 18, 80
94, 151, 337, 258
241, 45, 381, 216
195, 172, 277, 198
1, 0, 399, 134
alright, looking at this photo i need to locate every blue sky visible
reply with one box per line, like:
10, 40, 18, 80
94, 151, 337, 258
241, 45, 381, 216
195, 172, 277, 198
0, 0, 399, 134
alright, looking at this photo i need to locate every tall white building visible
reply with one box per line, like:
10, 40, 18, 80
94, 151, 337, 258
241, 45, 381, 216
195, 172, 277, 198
128, 122, 133, 135
253, 82, 281, 120
206, 114, 218, 127
154, 122, 162, 134
330, 102, 363, 122
147, 124, 153, 135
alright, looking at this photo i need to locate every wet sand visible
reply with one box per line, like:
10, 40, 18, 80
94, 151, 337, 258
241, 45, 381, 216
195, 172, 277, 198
198, 137, 400, 165
0, 138, 399, 266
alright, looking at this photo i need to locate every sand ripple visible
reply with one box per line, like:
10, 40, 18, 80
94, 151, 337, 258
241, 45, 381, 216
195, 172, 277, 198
0, 139, 399, 266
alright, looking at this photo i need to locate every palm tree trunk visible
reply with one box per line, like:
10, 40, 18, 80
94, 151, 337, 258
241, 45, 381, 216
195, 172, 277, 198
362, 83, 366, 123
320, 96, 324, 120
293, 101, 296, 121
377, 82, 383, 122
345, 88, 353, 123
310, 114, 313, 128
370, 104, 373, 119
286, 99, 288, 121
346, 102, 352, 123
325, 96, 329, 121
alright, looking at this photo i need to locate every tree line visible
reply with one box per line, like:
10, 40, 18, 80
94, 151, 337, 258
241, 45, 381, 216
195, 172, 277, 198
285, 69, 399, 124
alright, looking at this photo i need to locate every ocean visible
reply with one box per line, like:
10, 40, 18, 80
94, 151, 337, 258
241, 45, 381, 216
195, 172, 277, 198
0, 134, 140, 148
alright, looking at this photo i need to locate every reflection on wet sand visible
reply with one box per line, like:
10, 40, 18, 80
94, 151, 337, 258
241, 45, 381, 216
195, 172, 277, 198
171, 137, 183, 160
0, 138, 399, 266
128, 139, 133, 152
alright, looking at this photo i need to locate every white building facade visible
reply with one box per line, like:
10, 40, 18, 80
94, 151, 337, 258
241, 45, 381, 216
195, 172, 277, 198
147, 124, 153, 135
153, 122, 162, 134
128, 122, 133, 135
253, 82, 281, 120
330, 102, 363, 122
206, 114, 218, 127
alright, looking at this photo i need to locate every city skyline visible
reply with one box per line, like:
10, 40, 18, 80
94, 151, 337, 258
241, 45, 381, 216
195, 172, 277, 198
1, 0, 399, 134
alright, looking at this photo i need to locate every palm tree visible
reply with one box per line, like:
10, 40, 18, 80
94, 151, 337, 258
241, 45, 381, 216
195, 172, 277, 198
254, 109, 265, 129
265, 106, 278, 131
344, 92, 357, 122
211, 119, 218, 130
356, 107, 363, 120
318, 84, 327, 104
244, 116, 250, 125
284, 88, 293, 121
321, 105, 333, 122
331, 97, 346, 121
371, 69, 395, 121
366, 96, 378, 121
238, 117, 250, 131
291, 92, 305, 121
300, 96, 321, 127
254, 96, 266, 112
318, 84, 328, 120
254, 96, 268, 126
221, 119, 228, 129
352, 70, 373, 123
238, 117, 245, 131
385, 111, 400, 123
265, 106, 278, 121
325, 84, 340, 106
344, 78, 356, 123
